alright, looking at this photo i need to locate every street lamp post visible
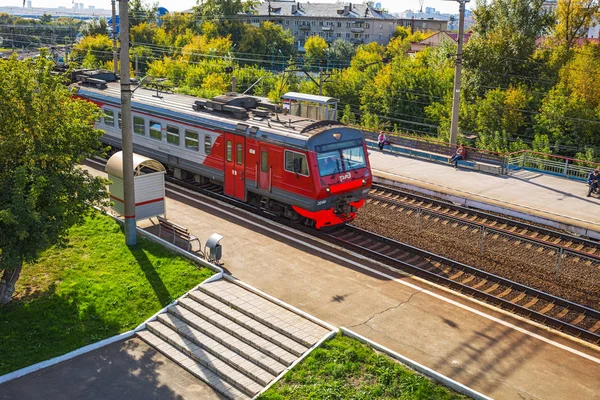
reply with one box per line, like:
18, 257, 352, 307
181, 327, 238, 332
449, 0, 469, 146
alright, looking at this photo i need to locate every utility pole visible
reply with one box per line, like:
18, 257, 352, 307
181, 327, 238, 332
449, 0, 469, 146
112, 0, 118, 75
119, 0, 136, 246
319, 66, 323, 95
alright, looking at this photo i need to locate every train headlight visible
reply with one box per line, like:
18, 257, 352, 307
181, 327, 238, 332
362, 179, 366, 185
325, 187, 330, 193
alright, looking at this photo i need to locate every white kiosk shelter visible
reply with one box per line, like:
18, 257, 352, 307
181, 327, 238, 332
282, 92, 339, 121
105, 151, 166, 220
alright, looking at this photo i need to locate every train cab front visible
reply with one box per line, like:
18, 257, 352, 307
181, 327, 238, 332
292, 128, 373, 229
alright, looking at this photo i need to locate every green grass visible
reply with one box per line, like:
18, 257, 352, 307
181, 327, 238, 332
0, 213, 213, 376
260, 333, 468, 400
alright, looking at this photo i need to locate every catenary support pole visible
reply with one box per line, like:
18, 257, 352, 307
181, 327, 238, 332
449, 0, 468, 145
119, 0, 136, 246
112, 0, 118, 75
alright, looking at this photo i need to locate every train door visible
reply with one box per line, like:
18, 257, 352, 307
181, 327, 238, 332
234, 135, 246, 201
259, 146, 270, 191
224, 134, 236, 198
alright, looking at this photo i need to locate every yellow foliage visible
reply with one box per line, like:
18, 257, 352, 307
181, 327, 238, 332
181, 34, 232, 63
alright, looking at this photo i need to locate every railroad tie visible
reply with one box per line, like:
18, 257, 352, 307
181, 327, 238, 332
539, 303, 555, 314
523, 298, 539, 308
484, 283, 499, 293
461, 275, 476, 285
589, 320, 600, 333
530, 232, 539, 238
570, 313, 586, 326
510, 293, 526, 303
556, 308, 570, 319
449, 271, 464, 280
497, 288, 512, 298
574, 244, 584, 250
472, 279, 487, 289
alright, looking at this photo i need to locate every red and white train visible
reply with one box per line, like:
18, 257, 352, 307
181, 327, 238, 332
75, 78, 372, 229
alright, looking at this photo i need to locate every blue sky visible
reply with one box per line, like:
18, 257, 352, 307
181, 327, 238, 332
3, 0, 470, 15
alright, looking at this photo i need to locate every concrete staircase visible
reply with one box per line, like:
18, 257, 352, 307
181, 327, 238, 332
137, 278, 331, 399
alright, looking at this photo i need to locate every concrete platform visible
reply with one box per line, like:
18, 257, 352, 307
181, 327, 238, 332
144, 185, 600, 400
368, 150, 600, 239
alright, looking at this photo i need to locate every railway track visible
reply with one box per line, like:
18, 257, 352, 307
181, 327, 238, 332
320, 225, 600, 344
368, 184, 600, 260
84, 159, 600, 345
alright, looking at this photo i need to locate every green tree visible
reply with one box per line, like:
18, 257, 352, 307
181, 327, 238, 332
192, 0, 258, 41
0, 56, 108, 304
327, 39, 356, 68
304, 36, 328, 68
464, 0, 554, 95
129, 0, 158, 27
80, 18, 109, 37
237, 22, 296, 63
71, 34, 113, 66
39, 13, 53, 24
554, 0, 600, 51
340, 104, 357, 124
535, 44, 600, 157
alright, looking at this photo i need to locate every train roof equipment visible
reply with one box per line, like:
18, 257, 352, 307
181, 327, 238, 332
75, 80, 348, 150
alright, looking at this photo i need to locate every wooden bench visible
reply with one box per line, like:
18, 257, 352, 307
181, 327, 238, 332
157, 216, 200, 252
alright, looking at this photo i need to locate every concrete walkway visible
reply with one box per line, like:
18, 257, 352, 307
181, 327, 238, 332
368, 150, 600, 237
0, 338, 225, 400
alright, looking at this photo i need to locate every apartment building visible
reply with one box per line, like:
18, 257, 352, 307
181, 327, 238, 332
242, 1, 448, 50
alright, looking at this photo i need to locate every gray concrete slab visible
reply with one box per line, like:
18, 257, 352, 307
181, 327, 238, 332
367, 150, 600, 232
0, 338, 225, 400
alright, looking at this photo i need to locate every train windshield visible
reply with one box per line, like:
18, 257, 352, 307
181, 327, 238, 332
316, 142, 367, 177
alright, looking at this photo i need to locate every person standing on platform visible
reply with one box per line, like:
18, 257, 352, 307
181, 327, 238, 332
450, 144, 467, 169
588, 169, 600, 197
378, 131, 387, 151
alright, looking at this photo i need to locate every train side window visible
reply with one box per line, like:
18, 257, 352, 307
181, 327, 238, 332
103, 109, 114, 126
261, 151, 268, 172
149, 121, 162, 141
167, 125, 180, 145
118, 112, 122, 129
185, 129, 199, 151
133, 116, 145, 135
226, 141, 232, 162
284, 150, 309, 176
236, 143, 242, 165
204, 135, 212, 155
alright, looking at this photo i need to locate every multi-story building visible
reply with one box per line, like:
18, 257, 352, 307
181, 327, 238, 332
242, 1, 448, 51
